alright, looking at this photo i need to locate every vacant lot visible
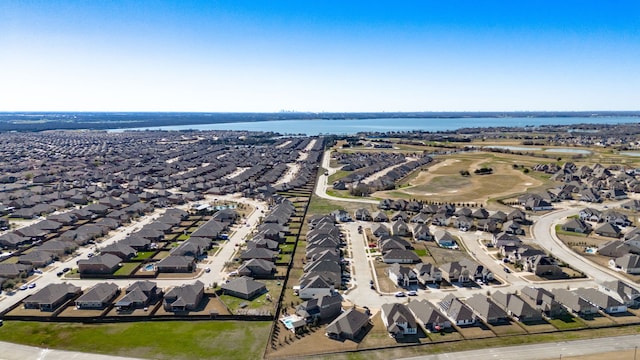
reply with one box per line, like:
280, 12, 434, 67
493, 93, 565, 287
0, 320, 271, 360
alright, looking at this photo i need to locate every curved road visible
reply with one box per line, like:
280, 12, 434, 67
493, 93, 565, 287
315, 149, 378, 204
531, 204, 640, 291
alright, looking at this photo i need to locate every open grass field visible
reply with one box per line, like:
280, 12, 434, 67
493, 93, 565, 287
0, 320, 271, 360
373, 152, 548, 205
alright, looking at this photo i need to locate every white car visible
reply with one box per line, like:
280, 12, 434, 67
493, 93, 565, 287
394, 291, 406, 297
407, 290, 417, 296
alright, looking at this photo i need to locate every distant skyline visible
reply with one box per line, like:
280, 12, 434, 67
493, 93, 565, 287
1, 1, 639, 112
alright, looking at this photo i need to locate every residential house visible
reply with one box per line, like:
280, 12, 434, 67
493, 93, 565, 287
298, 275, 334, 300
579, 188, 601, 203
413, 223, 433, 241
372, 211, 389, 222
75, 283, 119, 309
407, 299, 451, 332
0, 263, 32, 279
332, 209, 352, 223
521, 286, 565, 318
595, 222, 622, 238
325, 308, 370, 341
163, 281, 205, 312
434, 230, 457, 248
525, 255, 563, 277
410, 213, 430, 224
78, 254, 122, 275
575, 288, 627, 314
598, 240, 636, 258
464, 294, 509, 324
388, 263, 419, 288
38, 240, 78, 256
438, 294, 475, 326
579, 208, 602, 222
372, 224, 390, 238
613, 253, 640, 274
491, 291, 542, 322
18, 250, 55, 268
413, 263, 441, 285
115, 280, 162, 311
23, 283, 81, 311
551, 288, 598, 317
296, 294, 343, 323
240, 247, 278, 261
101, 243, 137, 260
492, 232, 522, 248
237, 258, 276, 278
0, 232, 30, 249
478, 218, 499, 233
221, 276, 267, 300
391, 219, 410, 237
354, 208, 372, 221
600, 280, 640, 308
561, 218, 592, 234
380, 303, 418, 338
440, 259, 493, 284
453, 216, 474, 232
156, 256, 196, 273
382, 249, 420, 264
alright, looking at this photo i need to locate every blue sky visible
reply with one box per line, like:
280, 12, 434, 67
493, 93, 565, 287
1, 1, 639, 112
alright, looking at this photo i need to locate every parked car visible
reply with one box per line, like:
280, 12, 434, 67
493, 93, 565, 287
28, 283, 36, 289
56, 271, 64, 277
62, 267, 70, 273
33, 269, 43, 274
407, 290, 417, 296
503, 267, 511, 273
204, 267, 211, 273
394, 291, 406, 297
19, 284, 28, 291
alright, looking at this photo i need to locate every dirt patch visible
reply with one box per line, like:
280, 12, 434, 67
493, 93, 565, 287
427, 243, 472, 266
455, 323, 496, 339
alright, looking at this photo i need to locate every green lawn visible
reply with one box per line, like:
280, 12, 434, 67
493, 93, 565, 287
328, 170, 350, 183
548, 313, 587, 330
279, 244, 295, 253
113, 262, 140, 276
306, 196, 344, 215
277, 254, 292, 264
413, 249, 429, 257
0, 320, 271, 360
132, 251, 155, 260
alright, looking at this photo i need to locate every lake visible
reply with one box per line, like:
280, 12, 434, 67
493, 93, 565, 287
110, 116, 640, 135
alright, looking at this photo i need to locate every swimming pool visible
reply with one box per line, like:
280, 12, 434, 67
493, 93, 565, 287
280, 315, 304, 330
143, 264, 155, 271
